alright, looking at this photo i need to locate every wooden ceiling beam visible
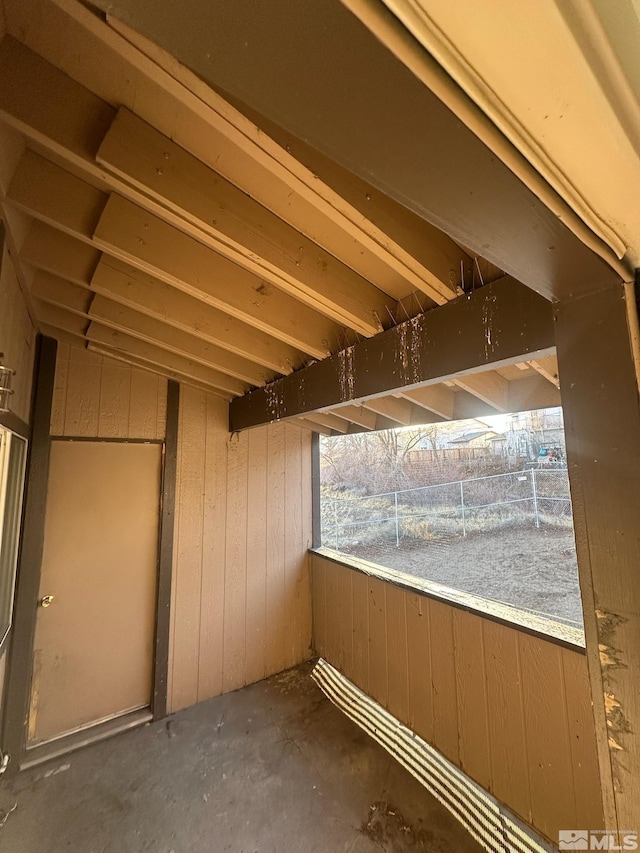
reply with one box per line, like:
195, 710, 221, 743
94, 193, 341, 356
291, 418, 332, 436
0, 8, 464, 303
527, 355, 560, 389
86, 323, 249, 396
86, 342, 228, 399
96, 107, 395, 334
452, 371, 510, 412
7, 151, 342, 358
399, 384, 456, 419
362, 395, 441, 427
88, 0, 625, 300
229, 276, 555, 430
33, 299, 248, 396
90, 257, 304, 375
0, 34, 451, 317
21, 220, 101, 286
361, 396, 412, 426
88, 296, 276, 386
326, 404, 377, 430
31, 270, 276, 386
297, 412, 351, 434
506, 374, 561, 412
20, 224, 304, 373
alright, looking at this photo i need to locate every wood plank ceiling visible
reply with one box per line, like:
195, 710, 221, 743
0, 0, 561, 434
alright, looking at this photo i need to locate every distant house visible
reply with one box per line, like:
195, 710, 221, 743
447, 429, 497, 449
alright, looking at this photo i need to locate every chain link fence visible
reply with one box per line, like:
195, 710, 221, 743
321, 468, 582, 628
322, 468, 572, 551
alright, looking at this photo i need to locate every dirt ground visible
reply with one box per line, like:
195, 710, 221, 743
342, 526, 583, 628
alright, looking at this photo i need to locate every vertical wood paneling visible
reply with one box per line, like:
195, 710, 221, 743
324, 560, 341, 671
367, 576, 388, 708
311, 553, 327, 658
429, 598, 459, 765
129, 370, 164, 438
385, 583, 409, 724
351, 569, 369, 695
453, 610, 491, 791
197, 394, 227, 700
336, 566, 353, 676
223, 430, 248, 693
245, 427, 268, 686
265, 424, 286, 671
64, 347, 101, 436
167, 400, 313, 712
284, 425, 303, 668
311, 553, 604, 841
561, 647, 605, 827
50, 343, 166, 439
483, 618, 532, 823
519, 632, 577, 839
406, 592, 433, 745
97, 360, 131, 437
50, 342, 70, 434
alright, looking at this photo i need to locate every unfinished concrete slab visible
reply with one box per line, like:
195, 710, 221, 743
0, 664, 482, 852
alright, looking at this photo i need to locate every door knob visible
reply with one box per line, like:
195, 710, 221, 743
39, 595, 54, 608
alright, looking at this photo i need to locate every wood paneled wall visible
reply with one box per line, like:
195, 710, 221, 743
311, 552, 603, 843
47, 349, 313, 714
0, 242, 36, 424
168, 385, 313, 712
51, 343, 167, 439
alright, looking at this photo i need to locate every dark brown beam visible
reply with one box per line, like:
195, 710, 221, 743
230, 276, 554, 431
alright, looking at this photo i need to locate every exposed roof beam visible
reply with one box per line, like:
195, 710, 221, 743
85, 323, 249, 396
453, 372, 509, 412
0, 30, 457, 310
31, 270, 277, 386
88, 296, 276, 386
86, 342, 228, 398
399, 384, 456, 419
7, 151, 342, 357
230, 276, 555, 430
1, 3, 468, 302
34, 297, 249, 396
79, 0, 625, 300
21, 225, 304, 374
362, 395, 440, 427
21, 220, 101, 286
326, 404, 377, 431
96, 107, 395, 333
527, 355, 560, 389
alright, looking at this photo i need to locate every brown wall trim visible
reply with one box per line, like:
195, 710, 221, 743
311, 548, 586, 655
311, 432, 321, 550
1, 335, 57, 773
153, 379, 179, 721
0, 412, 30, 440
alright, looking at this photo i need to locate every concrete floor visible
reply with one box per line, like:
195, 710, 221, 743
0, 664, 483, 852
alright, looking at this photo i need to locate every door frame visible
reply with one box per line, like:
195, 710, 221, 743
0, 337, 179, 774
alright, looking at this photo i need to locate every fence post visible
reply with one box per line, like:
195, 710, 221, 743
460, 480, 467, 537
394, 491, 400, 546
531, 469, 540, 528
334, 498, 339, 549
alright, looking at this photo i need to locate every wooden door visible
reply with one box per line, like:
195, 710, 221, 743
28, 440, 162, 745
